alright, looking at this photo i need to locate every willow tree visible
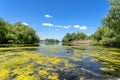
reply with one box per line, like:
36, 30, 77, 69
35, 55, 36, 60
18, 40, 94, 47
102, 0, 120, 30
92, 0, 120, 47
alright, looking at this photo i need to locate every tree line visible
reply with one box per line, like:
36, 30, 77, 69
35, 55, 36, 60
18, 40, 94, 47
62, 32, 89, 43
0, 18, 40, 44
44, 39, 59, 43
91, 0, 120, 47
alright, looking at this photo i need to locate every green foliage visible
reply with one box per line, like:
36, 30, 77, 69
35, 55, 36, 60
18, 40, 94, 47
92, 0, 120, 47
44, 39, 59, 43
62, 32, 88, 43
0, 18, 40, 44
0, 18, 8, 43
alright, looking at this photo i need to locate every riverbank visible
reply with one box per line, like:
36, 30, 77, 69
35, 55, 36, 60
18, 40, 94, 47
0, 40, 91, 47
0, 44, 39, 47
71, 40, 91, 46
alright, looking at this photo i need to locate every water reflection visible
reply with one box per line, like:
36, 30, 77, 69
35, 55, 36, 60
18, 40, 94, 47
39, 42, 62, 46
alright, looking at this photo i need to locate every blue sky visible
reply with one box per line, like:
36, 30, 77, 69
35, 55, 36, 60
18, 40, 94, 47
0, 0, 109, 40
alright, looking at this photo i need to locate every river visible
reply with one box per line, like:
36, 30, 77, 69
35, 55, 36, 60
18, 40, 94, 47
0, 43, 120, 80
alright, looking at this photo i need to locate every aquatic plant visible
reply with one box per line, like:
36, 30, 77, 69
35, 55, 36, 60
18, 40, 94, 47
0, 50, 76, 80
90, 49, 120, 77
1, 46, 120, 79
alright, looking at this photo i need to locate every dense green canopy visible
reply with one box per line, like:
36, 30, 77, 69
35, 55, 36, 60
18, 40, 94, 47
0, 18, 40, 44
62, 32, 88, 43
92, 0, 120, 47
44, 39, 59, 43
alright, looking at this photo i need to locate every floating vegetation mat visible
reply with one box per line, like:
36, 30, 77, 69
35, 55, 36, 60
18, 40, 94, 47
0, 46, 120, 80
0, 51, 71, 80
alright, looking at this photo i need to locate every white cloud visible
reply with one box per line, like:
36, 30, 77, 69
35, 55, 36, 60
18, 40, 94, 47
22, 23, 29, 26
42, 23, 54, 27
74, 25, 87, 30
79, 26, 87, 30
55, 25, 71, 29
74, 25, 80, 28
45, 14, 52, 18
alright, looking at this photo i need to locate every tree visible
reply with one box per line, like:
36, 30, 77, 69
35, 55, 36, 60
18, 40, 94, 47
0, 18, 40, 44
0, 18, 7, 43
92, 0, 120, 47
44, 39, 59, 43
62, 32, 88, 43
77, 32, 87, 40
62, 33, 72, 42
13, 22, 40, 44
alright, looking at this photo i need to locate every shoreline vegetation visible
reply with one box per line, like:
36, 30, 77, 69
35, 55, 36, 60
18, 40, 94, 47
44, 39, 59, 43
71, 40, 91, 46
0, 44, 40, 47
0, 40, 90, 47
62, 32, 91, 46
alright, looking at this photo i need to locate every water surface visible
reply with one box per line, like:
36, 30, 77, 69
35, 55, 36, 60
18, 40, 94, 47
0, 44, 120, 80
